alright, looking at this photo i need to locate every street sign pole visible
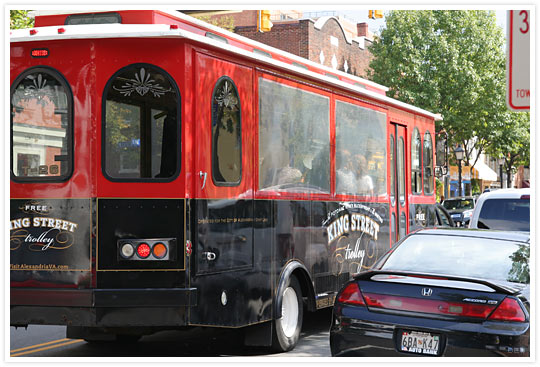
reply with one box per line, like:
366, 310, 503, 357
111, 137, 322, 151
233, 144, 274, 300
507, 10, 531, 111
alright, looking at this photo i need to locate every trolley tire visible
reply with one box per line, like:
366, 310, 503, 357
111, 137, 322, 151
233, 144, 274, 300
271, 275, 303, 352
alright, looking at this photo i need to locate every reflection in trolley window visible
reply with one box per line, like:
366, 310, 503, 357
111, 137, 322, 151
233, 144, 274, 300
212, 77, 242, 185
335, 100, 387, 196
11, 67, 73, 181
411, 128, 422, 194
258, 78, 330, 193
103, 64, 179, 181
423, 131, 434, 194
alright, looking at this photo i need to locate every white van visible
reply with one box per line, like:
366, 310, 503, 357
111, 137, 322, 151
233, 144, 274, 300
469, 188, 530, 231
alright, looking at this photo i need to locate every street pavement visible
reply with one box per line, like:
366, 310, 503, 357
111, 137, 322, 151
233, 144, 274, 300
9, 308, 332, 358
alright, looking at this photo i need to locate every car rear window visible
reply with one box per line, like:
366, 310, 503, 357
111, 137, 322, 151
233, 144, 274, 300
478, 198, 530, 231
442, 199, 474, 210
381, 234, 529, 284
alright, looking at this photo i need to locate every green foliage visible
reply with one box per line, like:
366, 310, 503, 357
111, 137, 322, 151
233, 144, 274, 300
193, 15, 235, 32
368, 10, 510, 166
485, 111, 530, 184
435, 177, 443, 202
10, 10, 34, 29
508, 245, 529, 284
470, 178, 481, 195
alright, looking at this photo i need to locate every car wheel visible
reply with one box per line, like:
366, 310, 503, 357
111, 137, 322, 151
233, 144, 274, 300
272, 275, 303, 352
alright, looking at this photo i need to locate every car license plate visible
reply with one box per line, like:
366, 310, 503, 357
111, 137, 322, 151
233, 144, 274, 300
400, 330, 441, 356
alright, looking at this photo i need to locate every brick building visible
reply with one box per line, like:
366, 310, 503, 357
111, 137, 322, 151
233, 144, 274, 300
209, 10, 375, 79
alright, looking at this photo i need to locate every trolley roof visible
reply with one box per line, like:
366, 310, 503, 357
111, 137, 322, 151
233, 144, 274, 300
11, 9, 442, 121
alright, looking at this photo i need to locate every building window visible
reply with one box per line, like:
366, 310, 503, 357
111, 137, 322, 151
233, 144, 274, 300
258, 78, 330, 193
423, 131, 434, 194
103, 64, 180, 181
11, 67, 73, 182
212, 77, 242, 185
411, 128, 422, 194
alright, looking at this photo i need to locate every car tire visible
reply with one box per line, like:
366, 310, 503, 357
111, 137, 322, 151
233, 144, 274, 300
272, 275, 303, 352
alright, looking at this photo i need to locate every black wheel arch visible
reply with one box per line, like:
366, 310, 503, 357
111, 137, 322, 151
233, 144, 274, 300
275, 261, 316, 318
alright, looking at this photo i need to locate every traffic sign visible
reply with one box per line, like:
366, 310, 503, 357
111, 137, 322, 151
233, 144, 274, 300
507, 10, 531, 111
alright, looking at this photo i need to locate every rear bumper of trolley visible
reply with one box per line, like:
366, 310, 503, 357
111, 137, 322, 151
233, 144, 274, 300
10, 287, 197, 327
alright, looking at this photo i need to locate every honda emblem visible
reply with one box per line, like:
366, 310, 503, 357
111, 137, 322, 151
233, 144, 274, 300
421, 288, 433, 297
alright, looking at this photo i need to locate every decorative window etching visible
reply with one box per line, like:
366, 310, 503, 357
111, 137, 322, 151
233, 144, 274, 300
215, 80, 238, 110
113, 68, 172, 98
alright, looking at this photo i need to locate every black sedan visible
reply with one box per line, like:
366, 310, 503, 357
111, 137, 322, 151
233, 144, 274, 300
330, 229, 530, 357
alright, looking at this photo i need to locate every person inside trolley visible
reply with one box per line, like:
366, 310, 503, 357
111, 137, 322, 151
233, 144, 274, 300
354, 153, 374, 196
336, 149, 356, 194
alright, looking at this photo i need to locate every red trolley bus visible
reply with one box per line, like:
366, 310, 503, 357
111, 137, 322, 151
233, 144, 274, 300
10, 10, 446, 351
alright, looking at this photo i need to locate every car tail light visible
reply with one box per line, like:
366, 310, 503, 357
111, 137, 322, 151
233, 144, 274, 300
488, 297, 526, 322
337, 283, 366, 306
363, 293, 496, 319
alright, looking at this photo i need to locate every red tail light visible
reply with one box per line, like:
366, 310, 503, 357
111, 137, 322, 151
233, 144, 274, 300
31, 49, 49, 58
136, 243, 151, 258
363, 293, 496, 319
488, 298, 526, 322
337, 283, 366, 306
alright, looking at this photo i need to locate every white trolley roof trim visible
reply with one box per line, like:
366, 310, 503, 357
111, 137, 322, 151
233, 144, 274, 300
11, 10, 442, 121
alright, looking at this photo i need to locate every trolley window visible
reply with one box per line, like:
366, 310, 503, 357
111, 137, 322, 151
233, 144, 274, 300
398, 137, 406, 206
258, 78, 330, 193
390, 135, 395, 205
423, 131, 434, 194
212, 77, 241, 185
411, 128, 422, 194
335, 100, 387, 196
11, 67, 73, 181
103, 64, 180, 181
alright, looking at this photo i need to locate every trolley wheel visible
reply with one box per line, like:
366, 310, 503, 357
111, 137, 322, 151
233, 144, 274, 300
272, 275, 303, 352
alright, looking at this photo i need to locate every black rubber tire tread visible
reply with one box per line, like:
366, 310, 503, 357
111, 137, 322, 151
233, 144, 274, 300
271, 275, 303, 352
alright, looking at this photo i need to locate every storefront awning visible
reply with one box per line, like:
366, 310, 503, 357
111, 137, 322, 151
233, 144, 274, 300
449, 161, 498, 182
471, 161, 498, 181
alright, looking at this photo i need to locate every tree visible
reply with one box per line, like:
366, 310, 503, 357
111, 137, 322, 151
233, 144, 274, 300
485, 111, 530, 187
10, 10, 34, 29
368, 10, 508, 173
192, 14, 235, 33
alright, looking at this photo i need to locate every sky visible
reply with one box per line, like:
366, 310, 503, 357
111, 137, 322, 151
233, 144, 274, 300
328, 9, 507, 34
